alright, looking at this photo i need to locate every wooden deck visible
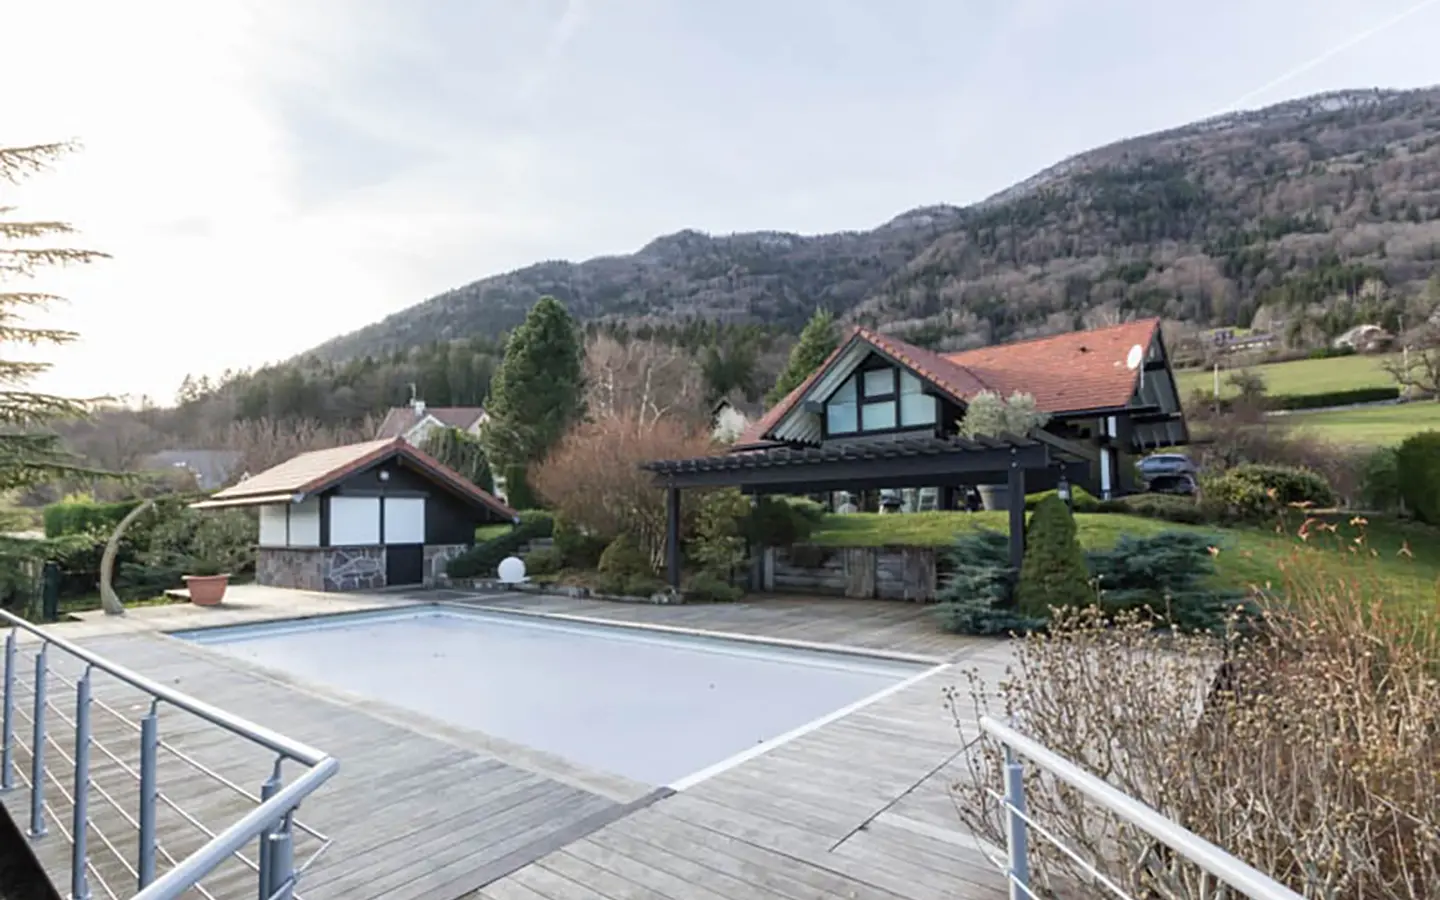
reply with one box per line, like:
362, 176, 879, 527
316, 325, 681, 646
4, 591, 1013, 899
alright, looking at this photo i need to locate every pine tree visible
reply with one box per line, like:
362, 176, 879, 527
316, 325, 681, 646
0, 143, 107, 490
420, 426, 492, 492
1015, 495, 1093, 619
481, 296, 585, 470
766, 309, 839, 405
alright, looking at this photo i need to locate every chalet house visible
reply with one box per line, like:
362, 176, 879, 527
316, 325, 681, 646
645, 319, 1188, 585
375, 399, 488, 447
192, 438, 515, 592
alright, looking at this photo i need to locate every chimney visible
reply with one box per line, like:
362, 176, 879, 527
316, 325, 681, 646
412, 397, 426, 417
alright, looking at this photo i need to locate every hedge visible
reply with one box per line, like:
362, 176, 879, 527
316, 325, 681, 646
43, 499, 144, 539
1272, 386, 1400, 411
1395, 431, 1440, 525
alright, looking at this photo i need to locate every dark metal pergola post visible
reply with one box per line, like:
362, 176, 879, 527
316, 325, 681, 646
1008, 464, 1027, 571
665, 486, 681, 589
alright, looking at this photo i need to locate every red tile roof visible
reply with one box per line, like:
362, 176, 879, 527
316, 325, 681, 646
941, 318, 1160, 414
740, 318, 1161, 446
196, 437, 516, 520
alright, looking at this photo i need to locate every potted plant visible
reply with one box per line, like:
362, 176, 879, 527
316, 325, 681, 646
957, 391, 1050, 511
136, 509, 255, 607
182, 558, 233, 606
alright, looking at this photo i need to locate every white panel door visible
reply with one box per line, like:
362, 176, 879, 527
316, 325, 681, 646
288, 497, 321, 547
383, 497, 426, 544
329, 496, 380, 545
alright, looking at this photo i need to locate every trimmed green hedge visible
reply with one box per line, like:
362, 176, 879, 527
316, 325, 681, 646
1272, 386, 1400, 411
447, 510, 552, 579
43, 499, 143, 538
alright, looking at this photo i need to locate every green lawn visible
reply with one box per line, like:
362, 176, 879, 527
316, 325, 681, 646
1285, 401, 1440, 446
810, 511, 1440, 610
1175, 354, 1397, 400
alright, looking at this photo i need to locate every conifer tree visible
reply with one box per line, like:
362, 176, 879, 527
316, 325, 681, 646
766, 309, 839, 405
0, 143, 107, 490
481, 296, 585, 470
1015, 494, 1092, 618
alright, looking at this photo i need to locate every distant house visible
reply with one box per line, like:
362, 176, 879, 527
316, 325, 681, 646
1332, 324, 1393, 353
375, 399, 488, 447
711, 395, 763, 444
192, 438, 516, 591
139, 450, 244, 490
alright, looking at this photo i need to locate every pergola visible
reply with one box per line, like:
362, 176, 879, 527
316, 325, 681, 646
643, 431, 1093, 589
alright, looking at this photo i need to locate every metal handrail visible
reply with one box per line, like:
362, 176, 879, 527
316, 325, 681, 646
979, 716, 1305, 900
134, 758, 339, 900
0, 610, 323, 764
0, 609, 339, 899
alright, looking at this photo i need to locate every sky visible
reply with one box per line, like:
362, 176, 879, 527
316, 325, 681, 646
5, 0, 1440, 406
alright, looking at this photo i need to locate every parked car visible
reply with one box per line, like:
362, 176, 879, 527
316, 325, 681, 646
1146, 472, 1197, 496
1136, 453, 1197, 496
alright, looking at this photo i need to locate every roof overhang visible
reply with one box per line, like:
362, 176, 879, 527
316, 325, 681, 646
189, 492, 302, 510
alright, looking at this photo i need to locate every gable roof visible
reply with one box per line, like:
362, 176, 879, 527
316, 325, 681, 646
375, 406, 487, 440
140, 450, 244, 490
738, 318, 1163, 448
191, 437, 516, 520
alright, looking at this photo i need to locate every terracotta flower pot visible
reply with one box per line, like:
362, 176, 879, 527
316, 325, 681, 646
183, 574, 231, 606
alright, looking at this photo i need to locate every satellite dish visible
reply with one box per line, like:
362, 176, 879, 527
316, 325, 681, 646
1125, 344, 1144, 371
496, 556, 528, 585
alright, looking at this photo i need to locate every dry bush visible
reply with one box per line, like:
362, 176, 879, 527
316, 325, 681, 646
530, 411, 714, 570
1189, 399, 1365, 506
949, 527, 1440, 899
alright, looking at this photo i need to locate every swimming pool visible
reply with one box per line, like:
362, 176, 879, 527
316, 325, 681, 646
174, 606, 936, 787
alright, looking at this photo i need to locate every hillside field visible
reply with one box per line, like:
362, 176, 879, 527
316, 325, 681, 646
1174, 353, 1397, 400
1288, 400, 1440, 446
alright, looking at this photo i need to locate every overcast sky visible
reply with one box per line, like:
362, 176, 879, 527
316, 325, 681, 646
6, 0, 1440, 405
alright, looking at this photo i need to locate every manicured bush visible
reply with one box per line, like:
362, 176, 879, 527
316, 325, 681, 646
1201, 463, 1336, 522
1395, 431, 1440, 525
446, 511, 552, 579
1358, 446, 1401, 512
522, 547, 562, 576
1015, 496, 1092, 618
1088, 531, 1249, 633
933, 530, 1038, 635
741, 495, 817, 548
597, 534, 650, 578
684, 570, 744, 603
1024, 486, 1100, 513
43, 498, 142, 539
551, 515, 607, 569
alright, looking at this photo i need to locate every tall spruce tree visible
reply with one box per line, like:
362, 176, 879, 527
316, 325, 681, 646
766, 309, 839, 405
481, 296, 585, 470
0, 143, 106, 489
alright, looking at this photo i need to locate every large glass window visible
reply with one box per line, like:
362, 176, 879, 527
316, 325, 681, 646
826, 375, 858, 434
862, 400, 897, 430
899, 371, 936, 426
863, 368, 895, 398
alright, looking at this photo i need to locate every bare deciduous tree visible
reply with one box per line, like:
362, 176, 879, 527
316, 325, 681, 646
211, 416, 378, 480
584, 335, 706, 428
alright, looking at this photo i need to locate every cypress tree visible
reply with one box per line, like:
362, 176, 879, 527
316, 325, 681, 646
481, 296, 585, 470
1015, 495, 1093, 618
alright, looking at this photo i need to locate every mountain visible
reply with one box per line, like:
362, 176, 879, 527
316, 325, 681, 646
311, 86, 1440, 363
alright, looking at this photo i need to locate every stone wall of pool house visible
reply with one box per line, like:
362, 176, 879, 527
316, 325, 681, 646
423, 543, 469, 586
758, 545, 947, 601
256, 544, 472, 592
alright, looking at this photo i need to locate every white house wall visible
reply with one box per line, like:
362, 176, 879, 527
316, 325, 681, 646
289, 497, 321, 546
258, 505, 287, 547
330, 496, 381, 545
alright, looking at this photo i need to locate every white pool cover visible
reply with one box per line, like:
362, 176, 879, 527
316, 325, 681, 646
176, 607, 932, 787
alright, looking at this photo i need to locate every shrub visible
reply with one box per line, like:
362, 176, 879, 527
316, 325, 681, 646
741, 496, 817, 547
1015, 496, 1092, 618
522, 547, 562, 576
446, 512, 552, 579
1024, 486, 1100, 513
957, 390, 1049, 438
597, 534, 650, 578
129, 508, 256, 586
531, 411, 714, 570
1098, 493, 1207, 524
622, 574, 667, 597
933, 530, 1037, 635
551, 515, 607, 569
1272, 386, 1399, 410
1359, 445, 1402, 512
690, 489, 751, 579
684, 570, 743, 603
1395, 431, 1440, 524
1201, 463, 1336, 522
1088, 531, 1248, 632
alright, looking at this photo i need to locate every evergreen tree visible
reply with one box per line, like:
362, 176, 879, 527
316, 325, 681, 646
1015, 495, 1093, 619
482, 296, 585, 469
420, 426, 492, 492
766, 309, 839, 405
0, 143, 107, 489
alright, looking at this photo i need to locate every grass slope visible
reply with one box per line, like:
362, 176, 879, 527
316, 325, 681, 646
810, 511, 1440, 609
1286, 400, 1440, 446
1175, 354, 1398, 401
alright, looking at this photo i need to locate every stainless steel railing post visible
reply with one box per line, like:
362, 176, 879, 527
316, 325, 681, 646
1003, 741, 1031, 900
29, 644, 47, 838
1, 630, 14, 791
137, 702, 159, 890
70, 666, 92, 900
